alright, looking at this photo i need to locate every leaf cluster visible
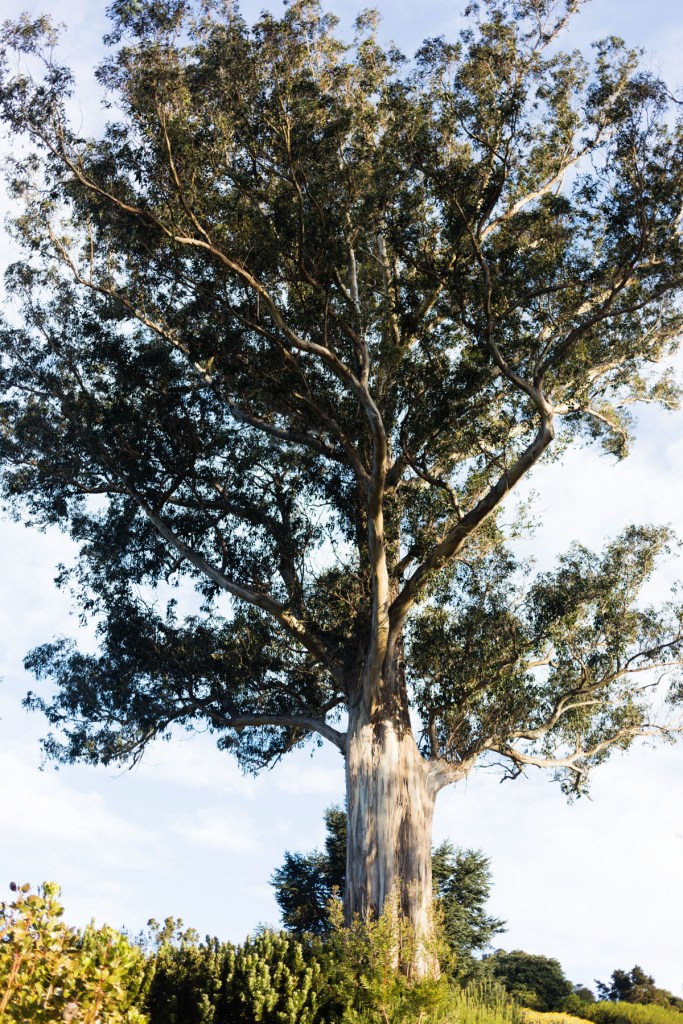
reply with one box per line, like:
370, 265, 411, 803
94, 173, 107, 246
0, 882, 149, 1022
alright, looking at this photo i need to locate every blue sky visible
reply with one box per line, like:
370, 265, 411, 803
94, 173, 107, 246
1, 0, 682, 996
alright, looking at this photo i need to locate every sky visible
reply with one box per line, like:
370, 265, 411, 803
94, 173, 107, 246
1, 0, 683, 998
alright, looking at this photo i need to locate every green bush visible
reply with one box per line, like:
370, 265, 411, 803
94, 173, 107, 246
145, 928, 328, 1024
142, 898, 520, 1024
222, 930, 325, 1024
562, 1001, 683, 1024
0, 881, 525, 1024
0, 882, 149, 1023
486, 951, 573, 1012
144, 936, 229, 1023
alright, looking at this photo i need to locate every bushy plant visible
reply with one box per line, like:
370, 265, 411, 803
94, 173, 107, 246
144, 927, 328, 1024
0, 880, 525, 1024
0, 882, 149, 1023
223, 929, 325, 1024
144, 936, 229, 1024
144, 897, 463, 1024
486, 951, 573, 1012
562, 1002, 683, 1024
315, 896, 455, 1023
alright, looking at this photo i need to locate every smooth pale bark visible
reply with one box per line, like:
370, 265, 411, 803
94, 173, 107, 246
344, 701, 438, 979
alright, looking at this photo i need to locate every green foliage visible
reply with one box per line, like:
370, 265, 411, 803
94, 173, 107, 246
145, 928, 328, 1024
595, 968, 683, 1010
432, 843, 506, 978
487, 950, 573, 1011
321, 895, 450, 1021
563, 1003, 683, 1024
145, 936, 228, 1023
447, 981, 524, 1024
0, 882, 524, 1024
140, 896, 514, 1024
572, 988, 597, 1005
225, 930, 324, 1024
271, 806, 346, 936
0, 882, 149, 1023
409, 526, 683, 798
143, 916, 201, 951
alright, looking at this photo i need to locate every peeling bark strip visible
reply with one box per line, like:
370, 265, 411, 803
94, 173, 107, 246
345, 703, 437, 978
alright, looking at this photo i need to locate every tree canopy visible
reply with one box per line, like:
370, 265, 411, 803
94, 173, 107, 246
596, 967, 683, 1010
1, 0, 682, 790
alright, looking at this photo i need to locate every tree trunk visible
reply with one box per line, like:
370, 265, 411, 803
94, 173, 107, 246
344, 701, 438, 980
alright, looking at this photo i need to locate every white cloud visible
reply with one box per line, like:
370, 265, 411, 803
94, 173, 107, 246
0, 742, 159, 881
136, 733, 257, 797
273, 757, 345, 796
170, 805, 261, 853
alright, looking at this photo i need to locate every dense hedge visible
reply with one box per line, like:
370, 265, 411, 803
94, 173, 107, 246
563, 1002, 683, 1024
145, 930, 328, 1024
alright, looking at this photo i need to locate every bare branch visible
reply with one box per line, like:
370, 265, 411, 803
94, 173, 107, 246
489, 722, 683, 779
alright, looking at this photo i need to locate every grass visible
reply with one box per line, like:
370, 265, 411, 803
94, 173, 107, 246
573, 1005, 683, 1024
521, 1005, 683, 1024
521, 1011, 590, 1024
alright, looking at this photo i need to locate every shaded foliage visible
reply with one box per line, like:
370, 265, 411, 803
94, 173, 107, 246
596, 968, 683, 1011
486, 949, 573, 1011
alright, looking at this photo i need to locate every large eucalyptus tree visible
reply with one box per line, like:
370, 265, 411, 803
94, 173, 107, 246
2, 0, 683, 977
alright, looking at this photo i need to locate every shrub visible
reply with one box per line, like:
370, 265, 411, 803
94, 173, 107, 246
561, 1002, 683, 1024
144, 936, 229, 1023
486, 951, 573, 1012
0, 881, 149, 1023
143, 897, 514, 1024
145, 928, 327, 1024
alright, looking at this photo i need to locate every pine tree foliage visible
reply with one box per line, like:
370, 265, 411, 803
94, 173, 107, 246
431, 843, 505, 975
271, 806, 347, 936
